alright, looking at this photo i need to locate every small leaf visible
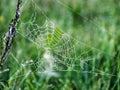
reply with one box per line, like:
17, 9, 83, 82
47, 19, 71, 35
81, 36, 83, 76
46, 27, 64, 47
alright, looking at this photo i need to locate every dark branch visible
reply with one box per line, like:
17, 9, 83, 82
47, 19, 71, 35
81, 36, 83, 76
0, 0, 22, 66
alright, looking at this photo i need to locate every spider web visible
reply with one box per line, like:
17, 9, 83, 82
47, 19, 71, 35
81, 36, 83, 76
2, 0, 119, 89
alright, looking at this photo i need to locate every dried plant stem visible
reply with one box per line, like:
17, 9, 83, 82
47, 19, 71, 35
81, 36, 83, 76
0, 0, 22, 66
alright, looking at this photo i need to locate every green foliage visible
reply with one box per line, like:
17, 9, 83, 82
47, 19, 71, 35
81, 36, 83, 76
0, 0, 120, 90
46, 27, 64, 47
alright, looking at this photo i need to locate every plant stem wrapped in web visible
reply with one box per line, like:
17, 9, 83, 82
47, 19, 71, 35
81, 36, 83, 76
0, 0, 22, 66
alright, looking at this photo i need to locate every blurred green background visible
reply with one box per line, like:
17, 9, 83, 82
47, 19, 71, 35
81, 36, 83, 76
0, 0, 120, 90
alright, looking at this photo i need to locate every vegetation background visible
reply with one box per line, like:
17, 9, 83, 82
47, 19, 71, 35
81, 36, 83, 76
0, 0, 120, 90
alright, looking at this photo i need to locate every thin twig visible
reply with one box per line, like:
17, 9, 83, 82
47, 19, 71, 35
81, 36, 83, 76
0, 0, 22, 66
